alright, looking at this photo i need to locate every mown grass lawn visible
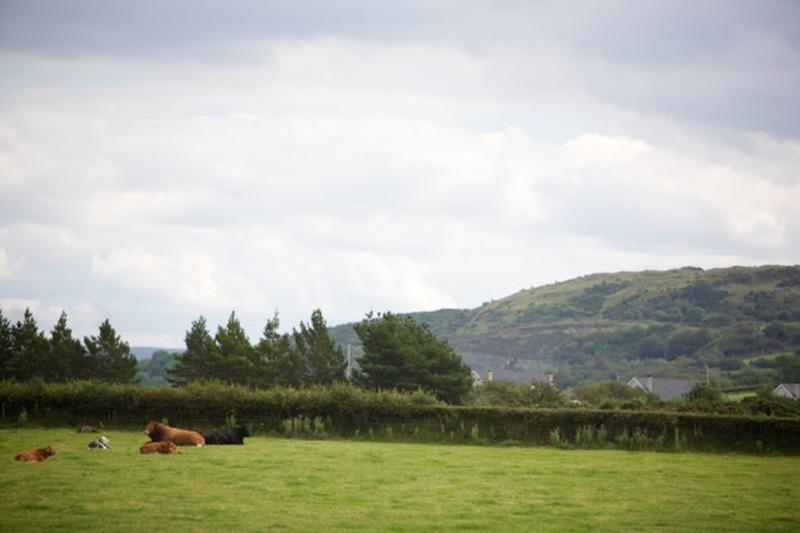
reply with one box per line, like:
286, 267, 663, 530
1, 428, 799, 531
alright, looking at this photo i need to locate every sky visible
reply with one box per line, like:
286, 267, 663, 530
1, 0, 799, 347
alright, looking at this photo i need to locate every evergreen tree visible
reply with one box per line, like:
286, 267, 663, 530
168, 316, 220, 385
354, 312, 472, 403
48, 311, 87, 381
293, 309, 346, 385
215, 311, 258, 385
256, 312, 304, 387
8, 308, 49, 381
0, 308, 13, 380
84, 319, 137, 383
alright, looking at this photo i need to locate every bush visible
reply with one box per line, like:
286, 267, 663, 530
1, 380, 799, 453
577, 381, 655, 405
469, 380, 566, 408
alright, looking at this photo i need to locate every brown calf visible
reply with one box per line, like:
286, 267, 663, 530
15, 446, 56, 462
139, 441, 178, 454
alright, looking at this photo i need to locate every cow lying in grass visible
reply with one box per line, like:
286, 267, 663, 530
139, 441, 178, 454
87, 436, 111, 449
202, 425, 251, 445
15, 446, 56, 462
144, 421, 205, 447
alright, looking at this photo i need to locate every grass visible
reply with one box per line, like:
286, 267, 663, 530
1, 429, 799, 531
742, 351, 792, 364
726, 391, 758, 402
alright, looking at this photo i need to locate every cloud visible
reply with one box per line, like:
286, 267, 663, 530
0, 249, 17, 279
1, 4, 799, 344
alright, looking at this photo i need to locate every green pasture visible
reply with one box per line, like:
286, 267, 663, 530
725, 391, 758, 402
1, 429, 799, 531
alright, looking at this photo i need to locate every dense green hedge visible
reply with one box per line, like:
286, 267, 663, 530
1, 380, 799, 453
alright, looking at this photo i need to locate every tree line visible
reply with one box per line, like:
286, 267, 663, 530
0, 309, 137, 383
0, 307, 473, 403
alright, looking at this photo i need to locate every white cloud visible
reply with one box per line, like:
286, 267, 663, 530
0, 249, 17, 279
1, 27, 799, 344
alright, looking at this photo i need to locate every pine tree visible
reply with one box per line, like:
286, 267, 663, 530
354, 312, 472, 403
0, 308, 13, 380
84, 319, 137, 383
256, 312, 304, 387
48, 311, 87, 381
293, 309, 346, 385
168, 316, 220, 385
214, 311, 257, 384
9, 308, 49, 381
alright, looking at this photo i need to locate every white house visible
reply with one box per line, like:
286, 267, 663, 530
773, 383, 800, 400
626, 375, 696, 401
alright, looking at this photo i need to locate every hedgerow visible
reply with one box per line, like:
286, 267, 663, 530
1, 380, 798, 453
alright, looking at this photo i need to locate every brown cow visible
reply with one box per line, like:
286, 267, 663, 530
144, 421, 205, 447
15, 446, 56, 462
139, 441, 178, 454
77, 425, 99, 433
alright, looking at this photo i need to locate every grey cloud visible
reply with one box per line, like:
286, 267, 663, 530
3, 1, 799, 136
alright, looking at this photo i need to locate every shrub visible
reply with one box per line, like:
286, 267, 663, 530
1, 380, 799, 453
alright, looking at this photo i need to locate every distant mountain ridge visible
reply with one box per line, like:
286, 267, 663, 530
330, 265, 800, 388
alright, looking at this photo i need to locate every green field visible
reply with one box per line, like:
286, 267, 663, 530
1, 429, 799, 531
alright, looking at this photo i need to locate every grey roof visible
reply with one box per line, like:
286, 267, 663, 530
485, 369, 548, 384
775, 383, 800, 399
628, 376, 697, 401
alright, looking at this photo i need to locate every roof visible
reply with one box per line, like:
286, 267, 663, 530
627, 376, 697, 401
774, 383, 800, 399
485, 369, 548, 384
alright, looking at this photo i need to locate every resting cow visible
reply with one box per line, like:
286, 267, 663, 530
202, 425, 251, 445
77, 425, 99, 433
144, 421, 205, 447
15, 446, 56, 462
87, 436, 111, 449
139, 441, 178, 454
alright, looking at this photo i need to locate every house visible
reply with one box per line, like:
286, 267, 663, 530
626, 376, 696, 401
470, 370, 483, 387
773, 383, 800, 399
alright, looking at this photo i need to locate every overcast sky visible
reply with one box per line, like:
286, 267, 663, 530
1, 0, 799, 347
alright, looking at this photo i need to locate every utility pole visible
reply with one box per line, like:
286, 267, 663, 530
346, 344, 352, 381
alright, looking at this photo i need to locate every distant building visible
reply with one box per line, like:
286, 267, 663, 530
626, 376, 696, 401
470, 370, 483, 387
773, 383, 800, 400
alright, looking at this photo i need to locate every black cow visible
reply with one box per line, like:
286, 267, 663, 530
202, 425, 251, 445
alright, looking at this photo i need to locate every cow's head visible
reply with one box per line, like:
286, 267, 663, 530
144, 421, 163, 437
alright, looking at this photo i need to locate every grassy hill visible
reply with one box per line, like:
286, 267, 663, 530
331, 265, 800, 389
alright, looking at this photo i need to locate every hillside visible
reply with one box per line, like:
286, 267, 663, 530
331, 265, 800, 389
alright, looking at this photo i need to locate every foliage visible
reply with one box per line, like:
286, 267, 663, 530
1, 380, 799, 453
7, 309, 49, 381
576, 381, 655, 405
332, 265, 800, 390
354, 312, 473, 403
0, 309, 13, 381
83, 319, 138, 384
257, 312, 303, 387
739, 389, 800, 417
468, 380, 565, 407
0, 308, 137, 384
292, 309, 346, 385
171, 309, 345, 388
48, 311, 88, 382
136, 350, 178, 387
773, 352, 800, 382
